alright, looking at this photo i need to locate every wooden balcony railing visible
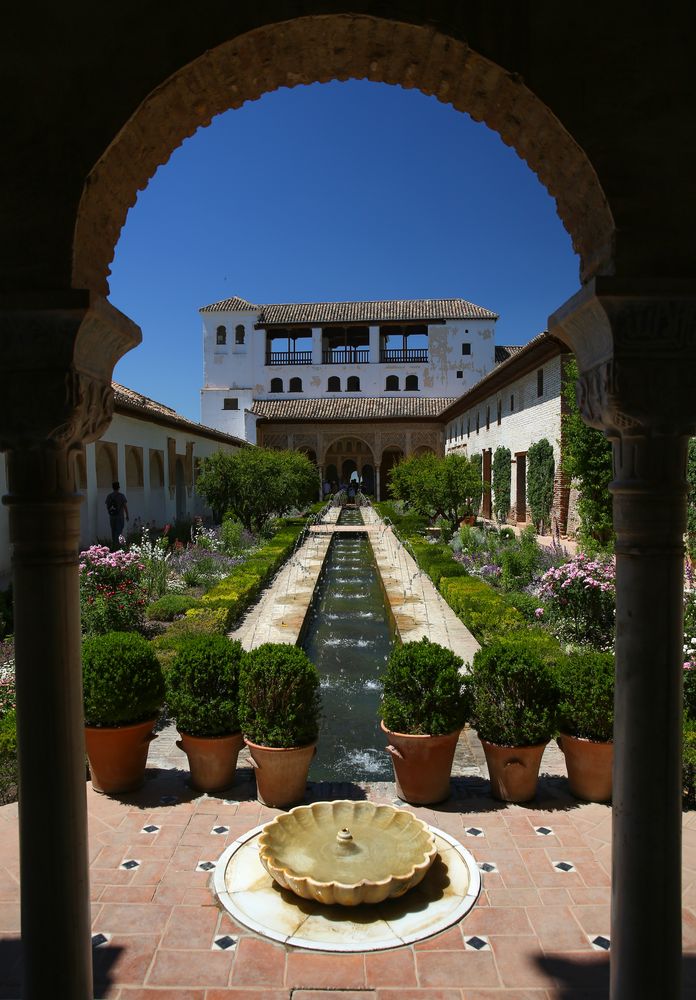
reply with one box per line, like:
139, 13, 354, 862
265, 351, 313, 366
379, 348, 429, 363
322, 349, 371, 364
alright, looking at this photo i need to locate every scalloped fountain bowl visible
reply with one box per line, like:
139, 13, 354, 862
257, 800, 437, 906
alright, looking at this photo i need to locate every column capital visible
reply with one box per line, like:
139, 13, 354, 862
549, 277, 696, 437
0, 293, 140, 453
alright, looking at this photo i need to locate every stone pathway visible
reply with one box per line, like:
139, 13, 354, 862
2, 768, 696, 998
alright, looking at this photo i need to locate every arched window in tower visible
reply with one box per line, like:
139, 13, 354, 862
346, 376, 360, 392
385, 375, 399, 391
405, 374, 419, 390
289, 377, 303, 392
270, 377, 283, 393
216, 325, 227, 345
327, 376, 341, 392
235, 324, 245, 345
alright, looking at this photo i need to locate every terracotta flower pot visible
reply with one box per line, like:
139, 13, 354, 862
85, 718, 158, 795
244, 738, 317, 809
381, 721, 461, 804
478, 736, 547, 802
558, 733, 613, 802
176, 731, 244, 793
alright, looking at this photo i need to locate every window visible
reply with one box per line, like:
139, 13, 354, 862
456, 370, 463, 379
461, 343, 471, 355
486, 405, 490, 430
270, 377, 283, 393
223, 397, 239, 410
216, 325, 227, 345
346, 376, 360, 391
327, 376, 341, 392
510, 393, 515, 412
289, 377, 303, 392
235, 324, 245, 345
405, 374, 419, 390
497, 399, 502, 425
385, 375, 399, 391
537, 368, 544, 397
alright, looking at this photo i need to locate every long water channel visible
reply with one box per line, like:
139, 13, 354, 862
302, 507, 395, 782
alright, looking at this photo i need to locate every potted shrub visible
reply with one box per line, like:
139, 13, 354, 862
238, 642, 321, 808
167, 635, 245, 792
468, 637, 559, 802
557, 650, 614, 801
82, 631, 165, 795
380, 638, 469, 804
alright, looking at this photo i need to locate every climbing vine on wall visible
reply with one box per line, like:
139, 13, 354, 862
687, 438, 696, 556
527, 438, 555, 531
492, 446, 512, 523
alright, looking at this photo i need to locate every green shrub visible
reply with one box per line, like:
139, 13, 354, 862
82, 632, 165, 726
166, 636, 244, 737
193, 522, 304, 630
439, 576, 527, 645
685, 665, 696, 721
0, 709, 17, 805
413, 541, 468, 588
492, 446, 512, 523
468, 637, 560, 746
504, 590, 544, 623
557, 650, 614, 741
146, 594, 200, 621
684, 717, 696, 810
0, 586, 13, 641
499, 527, 543, 591
380, 638, 469, 736
527, 438, 555, 531
238, 643, 321, 748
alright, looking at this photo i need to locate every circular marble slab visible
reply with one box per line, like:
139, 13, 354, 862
213, 823, 481, 952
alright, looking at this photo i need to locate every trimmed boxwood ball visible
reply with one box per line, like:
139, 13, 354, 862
82, 631, 165, 726
166, 635, 244, 737
145, 594, 200, 621
380, 637, 469, 736
557, 650, 614, 742
468, 637, 559, 747
238, 643, 320, 748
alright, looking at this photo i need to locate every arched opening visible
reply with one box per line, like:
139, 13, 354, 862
175, 457, 187, 521
381, 448, 404, 498
346, 375, 361, 392
361, 463, 375, 495
327, 376, 341, 392
235, 324, 245, 345
289, 376, 303, 393
385, 375, 399, 391
216, 325, 227, 345
270, 377, 283, 393
405, 374, 419, 391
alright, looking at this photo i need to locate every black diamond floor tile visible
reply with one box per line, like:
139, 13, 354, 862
92, 933, 108, 948
479, 862, 497, 873
142, 825, 159, 834
536, 826, 553, 836
214, 935, 236, 951
198, 861, 215, 871
466, 935, 489, 950
554, 861, 574, 872
120, 860, 139, 870
466, 827, 483, 837
212, 826, 229, 835
592, 935, 611, 950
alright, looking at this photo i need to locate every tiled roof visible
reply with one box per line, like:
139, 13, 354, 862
495, 345, 524, 364
200, 295, 497, 324
251, 396, 457, 422
200, 296, 259, 313
111, 383, 248, 446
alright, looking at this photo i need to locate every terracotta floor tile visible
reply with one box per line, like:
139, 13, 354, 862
99, 885, 156, 904
92, 934, 160, 989
569, 904, 610, 938
97, 902, 172, 934
536, 888, 571, 905
540, 950, 610, 991
146, 949, 233, 988
151, 883, 188, 906
461, 991, 549, 999
485, 888, 541, 908
414, 924, 465, 950
524, 907, 592, 951
528, 868, 583, 889
377, 989, 463, 1000
160, 905, 219, 950
0, 901, 20, 934
461, 907, 534, 936
487, 936, 553, 989
294, 993, 374, 1000
230, 937, 287, 988
365, 948, 417, 987
416, 950, 500, 988
576, 862, 611, 888
567, 886, 610, 906
285, 952, 366, 989
118, 990, 205, 999
205, 991, 289, 1000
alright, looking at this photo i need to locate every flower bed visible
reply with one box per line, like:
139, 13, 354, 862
79, 546, 146, 635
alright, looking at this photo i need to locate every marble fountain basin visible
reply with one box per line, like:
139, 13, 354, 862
257, 800, 437, 906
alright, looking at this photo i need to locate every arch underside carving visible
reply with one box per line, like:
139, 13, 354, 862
73, 15, 614, 296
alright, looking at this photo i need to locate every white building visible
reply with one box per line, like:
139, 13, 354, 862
0, 383, 246, 583
442, 333, 573, 530
200, 295, 498, 442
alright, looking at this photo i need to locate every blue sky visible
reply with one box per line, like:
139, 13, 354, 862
110, 80, 579, 421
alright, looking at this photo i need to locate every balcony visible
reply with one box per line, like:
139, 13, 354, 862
322, 349, 370, 364
380, 348, 428, 363
265, 350, 313, 366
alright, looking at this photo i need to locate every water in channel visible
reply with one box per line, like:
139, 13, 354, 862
302, 508, 395, 782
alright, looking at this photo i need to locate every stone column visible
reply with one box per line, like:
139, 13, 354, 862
0, 294, 140, 1000
551, 279, 696, 1000
318, 465, 325, 502
375, 464, 381, 501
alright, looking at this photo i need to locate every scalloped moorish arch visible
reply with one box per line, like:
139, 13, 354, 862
73, 14, 614, 297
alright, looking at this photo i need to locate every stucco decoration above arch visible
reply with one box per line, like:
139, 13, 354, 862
73, 15, 614, 296
322, 433, 376, 465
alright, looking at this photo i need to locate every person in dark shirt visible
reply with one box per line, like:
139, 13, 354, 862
105, 481, 129, 549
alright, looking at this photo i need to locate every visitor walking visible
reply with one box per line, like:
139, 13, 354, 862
105, 481, 129, 549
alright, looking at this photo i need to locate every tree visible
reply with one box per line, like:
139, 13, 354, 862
389, 453, 485, 532
561, 357, 614, 545
196, 447, 317, 532
527, 438, 555, 531
492, 446, 512, 523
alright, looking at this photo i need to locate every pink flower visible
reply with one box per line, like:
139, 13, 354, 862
535, 608, 544, 618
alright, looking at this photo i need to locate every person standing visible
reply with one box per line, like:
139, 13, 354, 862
105, 481, 129, 549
